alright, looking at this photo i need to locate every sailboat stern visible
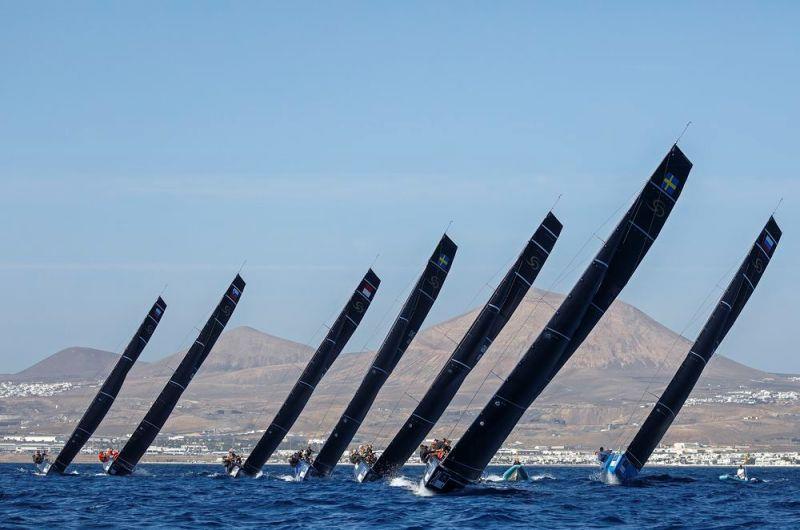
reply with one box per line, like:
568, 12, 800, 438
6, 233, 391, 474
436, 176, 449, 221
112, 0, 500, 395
599, 452, 639, 484
423, 457, 468, 493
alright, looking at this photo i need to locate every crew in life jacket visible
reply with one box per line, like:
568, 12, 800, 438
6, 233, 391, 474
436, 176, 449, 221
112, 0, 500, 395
32, 450, 48, 465
288, 446, 314, 467
421, 438, 452, 462
419, 444, 431, 464
349, 444, 377, 466
595, 446, 612, 463
222, 449, 242, 470
98, 448, 119, 463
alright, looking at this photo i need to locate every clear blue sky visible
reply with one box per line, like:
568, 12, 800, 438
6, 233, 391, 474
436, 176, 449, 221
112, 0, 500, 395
0, 2, 796, 373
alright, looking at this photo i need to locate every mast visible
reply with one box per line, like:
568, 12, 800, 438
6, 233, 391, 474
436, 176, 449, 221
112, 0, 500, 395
425, 145, 692, 492
363, 212, 562, 481
47, 297, 167, 475
238, 269, 381, 477
107, 275, 246, 475
310, 235, 458, 477
607, 216, 781, 481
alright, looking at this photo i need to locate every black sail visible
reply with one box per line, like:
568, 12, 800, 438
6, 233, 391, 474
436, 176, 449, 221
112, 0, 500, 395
623, 216, 781, 472
108, 275, 246, 475
311, 236, 458, 477
366, 212, 562, 480
47, 297, 167, 475
240, 269, 381, 476
427, 145, 692, 490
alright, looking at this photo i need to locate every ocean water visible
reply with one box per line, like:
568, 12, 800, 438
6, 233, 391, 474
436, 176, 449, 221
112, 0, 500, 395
2, 463, 799, 529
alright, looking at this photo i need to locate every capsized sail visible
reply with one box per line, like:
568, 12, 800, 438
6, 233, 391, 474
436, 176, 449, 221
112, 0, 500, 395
425, 145, 692, 492
362, 212, 562, 481
107, 275, 246, 475
237, 269, 381, 477
603, 216, 782, 483
310, 236, 458, 478
47, 297, 167, 475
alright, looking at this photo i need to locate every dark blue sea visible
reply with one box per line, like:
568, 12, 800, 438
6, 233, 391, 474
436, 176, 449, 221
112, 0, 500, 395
2, 463, 799, 529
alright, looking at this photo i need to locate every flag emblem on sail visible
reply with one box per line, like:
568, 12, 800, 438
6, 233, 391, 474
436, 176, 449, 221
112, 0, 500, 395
437, 253, 450, 270
763, 233, 776, 253
154, 307, 163, 317
360, 283, 375, 299
230, 286, 242, 300
660, 173, 680, 196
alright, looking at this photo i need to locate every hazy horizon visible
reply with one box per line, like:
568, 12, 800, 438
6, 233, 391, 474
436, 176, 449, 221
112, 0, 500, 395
1, 2, 796, 373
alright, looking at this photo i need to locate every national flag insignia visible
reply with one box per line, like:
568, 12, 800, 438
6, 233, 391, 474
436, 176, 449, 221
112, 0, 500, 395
763, 233, 776, 253
359, 282, 375, 300
154, 307, 163, 317
660, 173, 680, 197
437, 253, 450, 270
231, 286, 241, 300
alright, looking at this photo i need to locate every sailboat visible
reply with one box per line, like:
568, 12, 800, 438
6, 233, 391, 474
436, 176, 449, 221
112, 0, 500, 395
358, 212, 562, 482
424, 144, 693, 493
231, 269, 381, 478
107, 275, 246, 475
308, 235, 457, 479
45, 297, 167, 475
600, 216, 781, 484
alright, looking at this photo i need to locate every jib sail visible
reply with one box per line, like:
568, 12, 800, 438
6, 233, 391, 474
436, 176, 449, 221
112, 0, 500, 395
47, 297, 167, 475
620, 216, 781, 476
107, 275, 245, 475
426, 145, 692, 492
238, 269, 381, 476
311, 236, 457, 477
364, 212, 562, 481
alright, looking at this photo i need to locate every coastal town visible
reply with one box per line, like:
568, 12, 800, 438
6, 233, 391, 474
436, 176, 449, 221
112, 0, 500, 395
3, 432, 798, 468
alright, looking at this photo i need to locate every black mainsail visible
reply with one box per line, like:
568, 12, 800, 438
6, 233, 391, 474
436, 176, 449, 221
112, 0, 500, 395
310, 236, 458, 477
238, 269, 381, 477
47, 297, 167, 475
602, 216, 782, 482
363, 212, 562, 481
107, 275, 246, 475
425, 145, 692, 492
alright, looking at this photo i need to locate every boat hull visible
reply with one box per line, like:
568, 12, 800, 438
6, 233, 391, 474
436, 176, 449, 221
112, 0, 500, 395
423, 457, 469, 493
502, 464, 529, 482
599, 452, 639, 484
293, 461, 310, 481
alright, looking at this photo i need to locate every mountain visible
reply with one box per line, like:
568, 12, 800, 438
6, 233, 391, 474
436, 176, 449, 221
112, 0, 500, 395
8, 347, 137, 382
4, 290, 798, 451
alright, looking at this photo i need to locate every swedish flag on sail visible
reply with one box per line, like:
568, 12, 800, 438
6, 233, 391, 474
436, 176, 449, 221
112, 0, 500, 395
437, 253, 450, 270
660, 173, 680, 197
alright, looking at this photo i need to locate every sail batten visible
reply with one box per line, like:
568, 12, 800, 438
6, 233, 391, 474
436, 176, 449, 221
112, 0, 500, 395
618, 216, 782, 477
363, 212, 563, 480
239, 269, 381, 476
425, 145, 692, 491
107, 275, 246, 476
47, 297, 167, 475
310, 236, 457, 477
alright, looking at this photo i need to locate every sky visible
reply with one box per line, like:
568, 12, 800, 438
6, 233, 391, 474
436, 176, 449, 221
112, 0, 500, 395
0, 1, 797, 374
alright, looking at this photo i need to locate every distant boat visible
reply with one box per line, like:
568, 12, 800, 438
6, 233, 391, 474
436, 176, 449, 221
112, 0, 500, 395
360, 212, 562, 482
424, 145, 693, 493
107, 275, 245, 476
309, 235, 457, 479
45, 297, 167, 475
502, 463, 529, 482
601, 216, 781, 484
232, 269, 381, 478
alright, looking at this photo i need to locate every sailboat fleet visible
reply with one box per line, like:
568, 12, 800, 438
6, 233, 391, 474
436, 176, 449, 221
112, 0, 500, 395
33, 143, 783, 490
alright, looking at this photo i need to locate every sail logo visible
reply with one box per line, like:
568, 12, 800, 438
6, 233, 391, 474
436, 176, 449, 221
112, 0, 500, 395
660, 173, 680, 197
359, 283, 375, 300
437, 253, 450, 270
154, 307, 163, 317
230, 286, 242, 300
763, 233, 776, 253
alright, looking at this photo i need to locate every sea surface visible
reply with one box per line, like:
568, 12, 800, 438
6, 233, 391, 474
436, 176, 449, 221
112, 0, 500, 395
2, 463, 799, 529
